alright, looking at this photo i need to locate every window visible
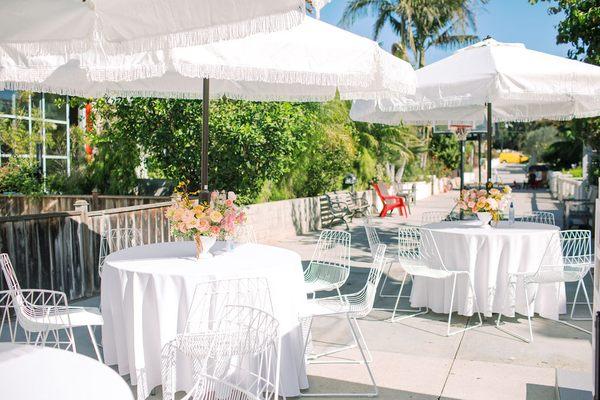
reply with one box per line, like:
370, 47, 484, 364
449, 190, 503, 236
0, 91, 71, 177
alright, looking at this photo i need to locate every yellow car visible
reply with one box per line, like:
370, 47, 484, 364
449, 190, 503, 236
499, 151, 529, 164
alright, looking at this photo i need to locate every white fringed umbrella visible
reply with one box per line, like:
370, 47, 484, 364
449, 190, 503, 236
0, 0, 305, 55
1, 17, 416, 189
350, 38, 600, 181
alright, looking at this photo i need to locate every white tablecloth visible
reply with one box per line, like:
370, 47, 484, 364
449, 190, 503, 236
0, 343, 133, 400
101, 241, 308, 399
410, 221, 566, 319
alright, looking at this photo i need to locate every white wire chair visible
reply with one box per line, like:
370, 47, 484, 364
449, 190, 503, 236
518, 211, 556, 226
363, 222, 404, 303
299, 244, 387, 397
98, 227, 143, 277
420, 211, 456, 224
303, 230, 351, 299
389, 228, 483, 336
235, 224, 258, 244
496, 229, 593, 342
161, 278, 279, 400
0, 253, 103, 360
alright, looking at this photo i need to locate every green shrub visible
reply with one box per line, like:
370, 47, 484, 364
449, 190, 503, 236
0, 158, 43, 195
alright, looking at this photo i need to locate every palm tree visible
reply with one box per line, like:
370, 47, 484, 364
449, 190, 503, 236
342, 0, 486, 68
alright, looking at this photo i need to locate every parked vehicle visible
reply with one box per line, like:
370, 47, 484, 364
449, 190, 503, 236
499, 151, 529, 164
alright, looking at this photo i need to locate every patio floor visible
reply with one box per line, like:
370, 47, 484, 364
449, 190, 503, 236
14, 164, 592, 400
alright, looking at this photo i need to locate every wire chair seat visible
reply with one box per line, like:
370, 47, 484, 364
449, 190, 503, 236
7, 294, 103, 331
303, 230, 351, 297
304, 263, 349, 293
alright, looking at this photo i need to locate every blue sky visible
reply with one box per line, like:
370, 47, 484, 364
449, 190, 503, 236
317, 0, 571, 66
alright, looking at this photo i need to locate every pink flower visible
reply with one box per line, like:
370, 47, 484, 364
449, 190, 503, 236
225, 199, 234, 208
467, 201, 476, 208
210, 226, 220, 236
196, 219, 210, 232
235, 212, 246, 224
181, 209, 196, 224
211, 191, 219, 200
227, 191, 237, 201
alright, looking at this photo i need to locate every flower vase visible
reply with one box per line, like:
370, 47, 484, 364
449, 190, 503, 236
476, 212, 492, 228
194, 235, 216, 259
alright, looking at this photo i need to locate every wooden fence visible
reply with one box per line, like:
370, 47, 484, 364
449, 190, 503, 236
0, 194, 171, 216
0, 190, 376, 301
0, 200, 173, 300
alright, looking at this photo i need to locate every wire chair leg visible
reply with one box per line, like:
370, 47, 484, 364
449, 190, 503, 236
336, 287, 343, 302
87, 325, 103, 361
68, 326, 77, 353
447, 273, 482, 336
496, 282, 534, 343
569, 278, 593, 321
387, 273, 428, 322
378, 261, 402, 299
446, 274, 457, 336
351, 318, 372, 364
300, 315, 378, 398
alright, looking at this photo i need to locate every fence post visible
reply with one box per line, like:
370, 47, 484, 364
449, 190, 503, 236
91, 189, 99, 211
73, 200, 93, 296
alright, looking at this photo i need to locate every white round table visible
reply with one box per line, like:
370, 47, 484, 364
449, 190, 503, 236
0, 343, 133, 400
410, 221, 565, 319
101, 241, 308, 399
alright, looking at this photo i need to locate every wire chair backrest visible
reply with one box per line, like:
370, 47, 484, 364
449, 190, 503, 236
306, 229, 351, 282
363, 223, 381, 259
185, 277, 273, 334
520, 211, 556, 226
398, 226, 422, 265
536, 230, 592, 279
167, 279, 279, 400
416, 228, 449, 273
421, 211, 455, 224
0, 254, 51, 330
0, 254, 20, 294
360, 244, 387, 316
98, 227, 143, 275
170, 305, 280, 400
235, 224, 258, 244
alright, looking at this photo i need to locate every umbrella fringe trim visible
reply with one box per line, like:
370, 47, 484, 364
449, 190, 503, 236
1, 81, 414, 103
354, 112, 600, 126
0, 8, 306, 56
381, 92, 600, 113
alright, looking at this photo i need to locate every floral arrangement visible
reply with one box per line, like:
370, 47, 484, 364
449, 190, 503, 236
166, 182, 246, 240
457, 185, 512, 220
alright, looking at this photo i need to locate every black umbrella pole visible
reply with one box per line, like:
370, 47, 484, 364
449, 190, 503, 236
478, 132, 482, 188
460, 139, 465, 220
200, 78, 210, 202
487, 103, 493, 183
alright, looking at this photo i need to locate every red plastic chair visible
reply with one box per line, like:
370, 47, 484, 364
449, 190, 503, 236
372, 183, 407, 217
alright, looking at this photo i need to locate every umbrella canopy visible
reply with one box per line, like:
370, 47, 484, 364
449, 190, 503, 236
350, 97, 600, 126
1, 18, 415, 101
1, 17, 415, 191
350, 38, 600, 182
0, 0, 305, 56
352, 38, 600, 122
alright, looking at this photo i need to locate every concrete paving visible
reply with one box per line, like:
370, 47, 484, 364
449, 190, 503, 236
3, 164, 591, 400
